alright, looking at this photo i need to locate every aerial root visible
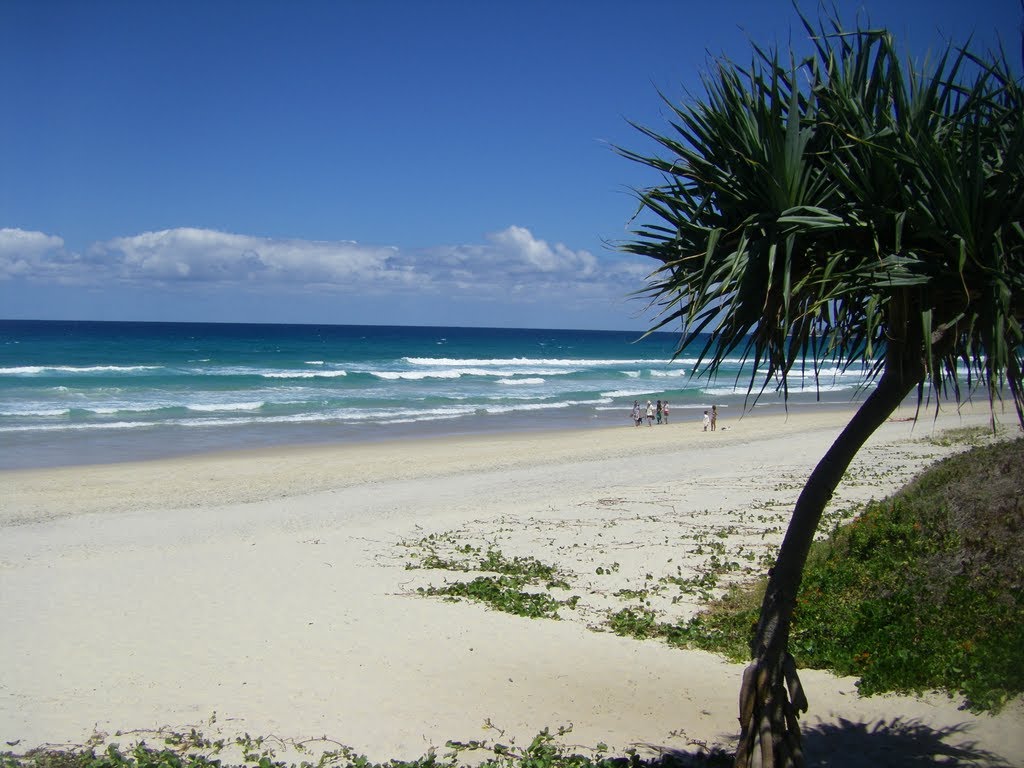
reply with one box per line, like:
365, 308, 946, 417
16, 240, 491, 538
758, 709, 775, 768
735, 662, 758, 768
739, 662, 757, 728
733, 656, 807, 768
783, 653, 808, 713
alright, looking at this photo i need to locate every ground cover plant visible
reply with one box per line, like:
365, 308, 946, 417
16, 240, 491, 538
1, 725, 732, 768
611, 438, 1024, 713
404, 538, 579, 619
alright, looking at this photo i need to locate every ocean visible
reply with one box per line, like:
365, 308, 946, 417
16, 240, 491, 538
0, 319, 870, 469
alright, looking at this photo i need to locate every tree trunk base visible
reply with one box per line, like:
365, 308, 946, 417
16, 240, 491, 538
735, 654, 808, 768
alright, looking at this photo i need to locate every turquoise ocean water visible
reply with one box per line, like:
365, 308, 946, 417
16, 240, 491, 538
0, 319, 870, 469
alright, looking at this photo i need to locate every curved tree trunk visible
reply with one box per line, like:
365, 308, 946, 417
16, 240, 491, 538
734, 357, 923, 768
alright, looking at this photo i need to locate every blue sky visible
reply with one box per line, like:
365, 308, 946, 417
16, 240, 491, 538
1, 0, 1018, 330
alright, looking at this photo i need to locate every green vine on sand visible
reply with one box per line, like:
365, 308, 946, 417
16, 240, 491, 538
419, 576, 579, 620
404, 535, 578, 620
0, 723, 734, 768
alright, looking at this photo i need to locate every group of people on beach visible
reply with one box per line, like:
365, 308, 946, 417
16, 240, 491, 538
631, 399, 669, 426
629, 401, 719, 431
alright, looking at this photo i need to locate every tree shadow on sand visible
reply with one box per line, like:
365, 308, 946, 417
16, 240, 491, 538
642, 716, 1011, 768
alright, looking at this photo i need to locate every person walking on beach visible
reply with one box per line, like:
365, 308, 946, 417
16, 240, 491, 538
711, 404, 718, 431
631, 401, 642, 427
703, 409, 711, 431
662, 401, 669, 424
656, 400, 663, 424
646, 400, 655, 426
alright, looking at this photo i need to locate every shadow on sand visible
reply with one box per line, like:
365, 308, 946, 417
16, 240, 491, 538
640, 716, 1012, 767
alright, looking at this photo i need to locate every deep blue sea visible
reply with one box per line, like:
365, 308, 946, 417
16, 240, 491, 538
0, 319, 870, 468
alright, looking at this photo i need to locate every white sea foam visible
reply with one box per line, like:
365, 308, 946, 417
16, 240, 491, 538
482, 397, 609, 414
496, 377, 545, 385
370, 368, 516, 380
371, 369, 464, 381
260, 370, 348, 379
372, 366, 578, 380
600, 389, 662, 399
0, 420, 156, 433
187, 402, 265, 412
162, 404, 484, 429
0, 406, 70, 417
403, 356, 665, 368
700, 379, 860, 398
27, 401, 270, 417
0, 365, 160, 375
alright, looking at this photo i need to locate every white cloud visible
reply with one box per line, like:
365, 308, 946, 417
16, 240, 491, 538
0, 228, 70, 280
411, 226, 610, 298
487, 225, 597, 276
90, 228, 408, 288
0, 228, 64, 255
0, 225, 650, 311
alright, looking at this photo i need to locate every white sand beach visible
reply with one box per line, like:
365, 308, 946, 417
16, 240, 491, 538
2, 403, 1022, 766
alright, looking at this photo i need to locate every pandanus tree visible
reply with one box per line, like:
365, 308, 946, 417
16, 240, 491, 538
618, 12, 1023, 768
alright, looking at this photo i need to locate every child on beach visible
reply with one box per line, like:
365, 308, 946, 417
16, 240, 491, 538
702, 410, 710, 431
662, 401, 669, 424
646, 400, 655, 426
